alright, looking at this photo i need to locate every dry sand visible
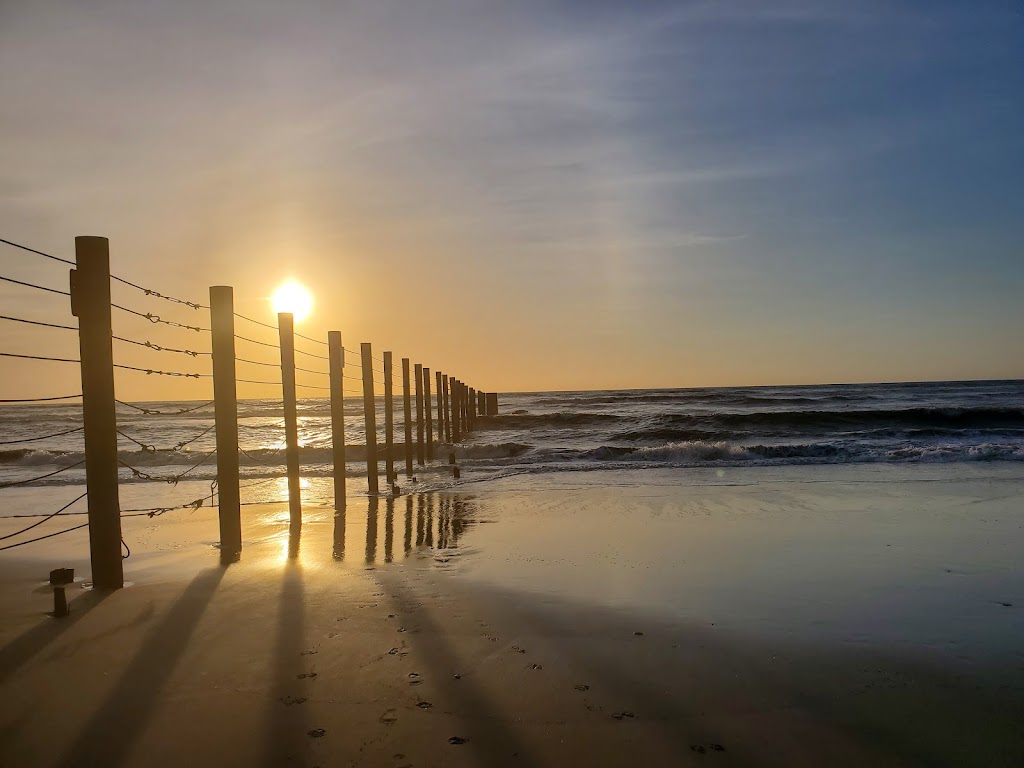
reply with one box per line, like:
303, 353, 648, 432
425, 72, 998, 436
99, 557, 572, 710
1, 466, 1023, 767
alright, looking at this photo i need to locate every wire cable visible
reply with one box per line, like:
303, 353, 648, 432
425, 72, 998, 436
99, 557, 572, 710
235, 334, 279, 350
0, 394, 81, 403
0, 459, 86, 489
0, 352, 79, 364
0, 237, 75, 266
0, 426, 84, 445
0, 492, 87, 542
113, 363, 210, 378
236, 356, 278, 368
115, 399, 214, 415
110, 275, 207, 309
0, 274, 69, 297
0, 522, 90, 552
111, 303, 209, 332
0, 315, 77, 332
113, 335, 209, 357
237, 378, 281, 386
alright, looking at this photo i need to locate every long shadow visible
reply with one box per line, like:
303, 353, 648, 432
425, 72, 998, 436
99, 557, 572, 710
0, 588, 110, 685
381, 575, 539, 766
58, 566, 226, 766
263, 531, 308, 767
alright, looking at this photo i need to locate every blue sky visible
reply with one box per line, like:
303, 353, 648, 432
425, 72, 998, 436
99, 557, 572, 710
1, 0, 1021, 396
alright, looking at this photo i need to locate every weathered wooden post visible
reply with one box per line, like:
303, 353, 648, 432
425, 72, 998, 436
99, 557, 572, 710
451, 378, 461, 442
423, 366, 433, 461
469, 387, 477, 431
414, 362, 425, 466
278, 313, 302, 526
486, 392, 499, 415
383, 351, 395, 484
209, 286, 241, 561
401, 358, 413, 476
435, 370, 444, 443
478, 390, 486, 416
71, 236, 123, 589
328, 331, 346, 509
361, 343, 379, 494
441, 373, 450, 442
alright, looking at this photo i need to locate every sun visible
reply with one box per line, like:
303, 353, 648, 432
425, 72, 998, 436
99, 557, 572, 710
271, 281, 314, 323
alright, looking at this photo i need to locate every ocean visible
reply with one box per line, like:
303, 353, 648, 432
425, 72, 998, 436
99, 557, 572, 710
1, 379, 1022, 517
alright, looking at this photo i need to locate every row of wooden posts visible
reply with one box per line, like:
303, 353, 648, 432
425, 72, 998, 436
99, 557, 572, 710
71, 236, 497, 590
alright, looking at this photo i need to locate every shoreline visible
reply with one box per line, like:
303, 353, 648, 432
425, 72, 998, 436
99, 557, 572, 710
2, 466, 1023, 765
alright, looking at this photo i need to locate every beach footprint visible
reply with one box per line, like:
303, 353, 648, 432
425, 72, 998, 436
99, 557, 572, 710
380, 709, 399, 726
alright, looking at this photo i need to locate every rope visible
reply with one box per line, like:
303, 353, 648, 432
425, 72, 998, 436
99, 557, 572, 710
0, 315, 77, 332
0, 492, 87, 542
0, 459, 86, 488
0, 274, 69, 297
0, 426, 84, 445
0, 237, 75, 266
119, 449, 216, 484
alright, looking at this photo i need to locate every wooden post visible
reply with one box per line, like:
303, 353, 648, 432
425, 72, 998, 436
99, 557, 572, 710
423, 367, 433, 461
278, 313, 302, 526
70, 236, 123, 589
441, 374, 450, 442
435, 370, 444, 443
414, 363, 425, 466
478, 390, 486, 416
209, 286, 241, 561
328, 332, 346, 510
469, 387, 477, 430
401, 358, 413, 476
486, 392, 498, 415
361, 343, 379, 494
383, 351, 395, 484
450, 379, 461, 442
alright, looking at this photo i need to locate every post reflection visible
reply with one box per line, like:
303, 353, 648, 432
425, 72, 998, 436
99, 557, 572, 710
365, 497, 378, 564
288, 521, 301, 560
333, 494, 477, 566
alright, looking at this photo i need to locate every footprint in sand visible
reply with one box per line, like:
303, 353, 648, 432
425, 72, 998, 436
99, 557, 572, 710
409, 679, 423, 686
380, 709, 399, 726
416, 701, 433, 709
574, 684, 590, 692
301, 649, 318, 656
408, 672, 420, 679
307, 728, 326, 738
280, 696, 307, 706
297, 672, 318, 680
710, 744, 726, 752
529, 663, 543, 670
611, 712, 635, 721
690, 744, 705, 754
448, 736, 469, 745
511, 646, 526, 654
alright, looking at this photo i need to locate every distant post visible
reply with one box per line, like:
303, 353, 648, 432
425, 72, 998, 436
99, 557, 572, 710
328, 332, 346, 509
441, 374, 451, 442
477, 390, 486, 416
469, 386, 477, 430
435, 370, 444, 443
451, 379, 461, 442
383, 351, 395, 484
401, 358, 413, 476
414, 362, 425, 466
278, 313, 302, 526
423, 366, 434, 461
361, 343, 379, 494
486, 392, 499, 416
71, 236, 123, 589
209, 286, 241, 561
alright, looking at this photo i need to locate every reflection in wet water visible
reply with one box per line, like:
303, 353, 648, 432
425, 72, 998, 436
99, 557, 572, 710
330, 493, 478, 565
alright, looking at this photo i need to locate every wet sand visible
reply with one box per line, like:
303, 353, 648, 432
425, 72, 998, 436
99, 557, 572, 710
1, 465, 1023, 766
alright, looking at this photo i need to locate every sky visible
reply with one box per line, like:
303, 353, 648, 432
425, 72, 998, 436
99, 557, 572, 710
1, 0, 1022, 400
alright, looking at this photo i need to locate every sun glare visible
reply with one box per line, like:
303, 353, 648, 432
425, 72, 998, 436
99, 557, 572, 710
271, 281, 314, 323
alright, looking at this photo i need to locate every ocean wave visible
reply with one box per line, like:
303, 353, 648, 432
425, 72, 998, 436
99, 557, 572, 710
475, 412, 620, 429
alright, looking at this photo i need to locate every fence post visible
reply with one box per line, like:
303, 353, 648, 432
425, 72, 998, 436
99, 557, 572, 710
435, 370, 444, 443
209, 286, 241, 561
278, 313, 302, 526
361, 343, 379, 494
328, 331, 346, 510
423, 367, 433, 461
469, 387, 477, 430
383, 351, 395, 484
486, 392, 499, 415
401, 358, 413, 476
477, 390, 486, 417
414, 363, 424, 465
451, 379, 461, 442
442, 374, 451, 442
70, 236, 123, 589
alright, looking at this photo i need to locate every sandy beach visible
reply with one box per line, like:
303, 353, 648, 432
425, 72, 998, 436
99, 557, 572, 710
2, 464, 1022, 767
